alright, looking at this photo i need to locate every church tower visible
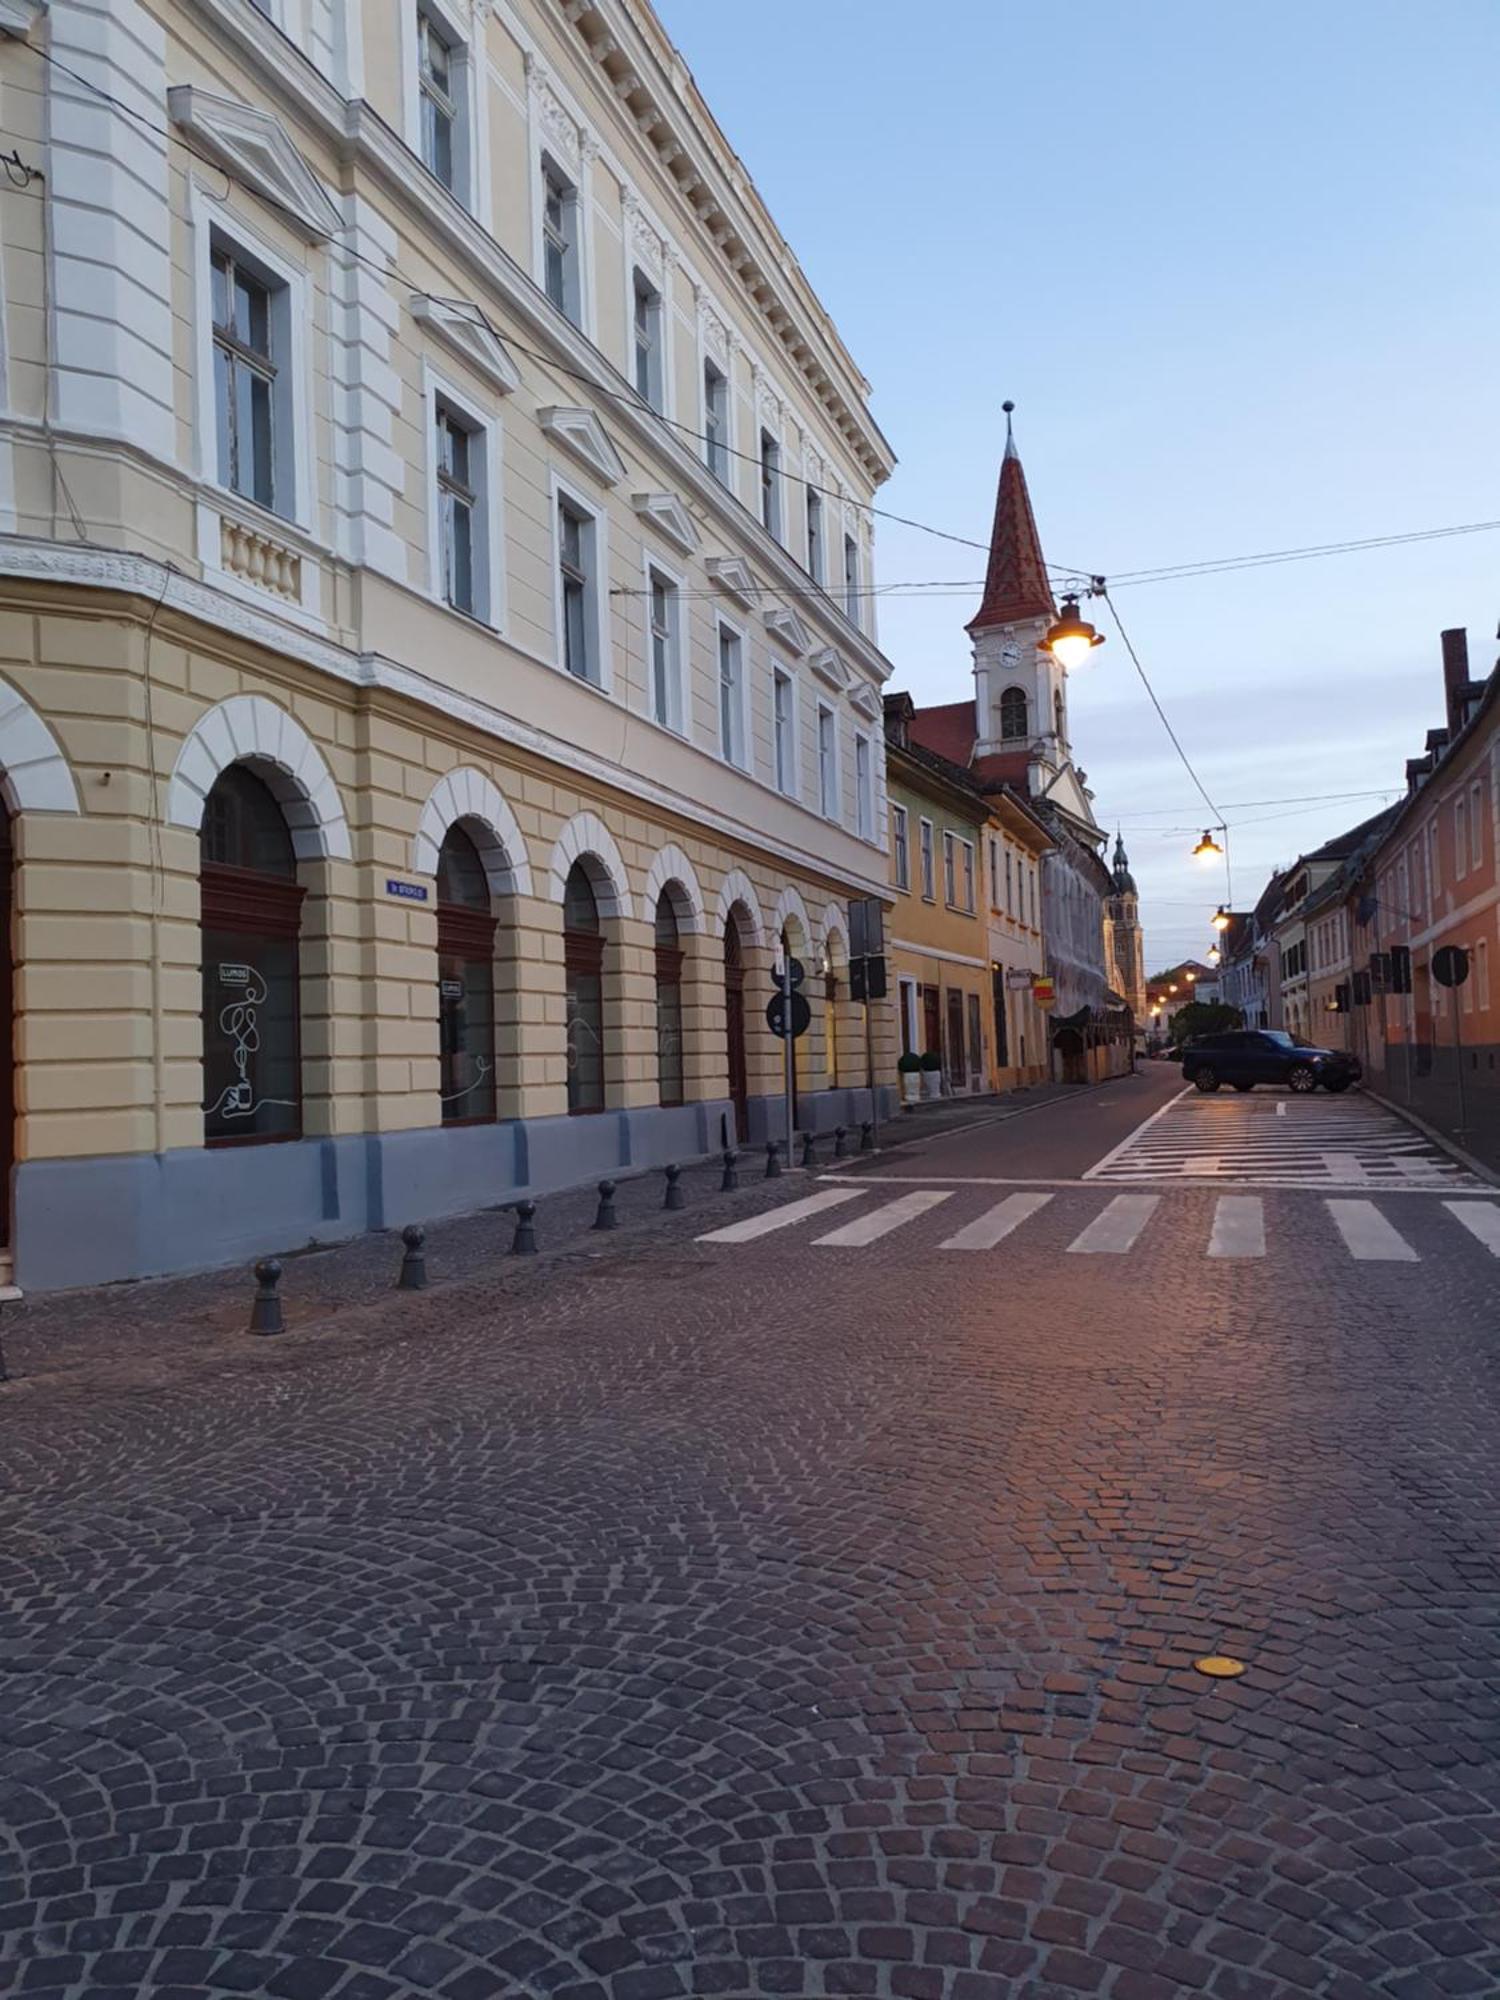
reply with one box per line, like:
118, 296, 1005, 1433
1104, 831, 1147, 1021
968, 402, 1072, 778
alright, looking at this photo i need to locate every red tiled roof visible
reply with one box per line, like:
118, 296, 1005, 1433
908, 700, 977, 766
968, 415, 1056, 632
970, 750, 1033, 789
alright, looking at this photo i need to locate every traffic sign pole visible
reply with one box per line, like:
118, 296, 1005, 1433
1453, 988, 1467, 1135
783, 952, 795, 1166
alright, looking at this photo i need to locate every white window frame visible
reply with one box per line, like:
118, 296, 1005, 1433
632, 266, 664, 413
715, 617, 749, 770
805, 483, 824, 583
1454, 795, 1469, 880
1477, 934, 1491, 1014
1470, 781, 1485, 873
401, 0, 485, 219
424, 364, 502, 629
550, 474, 609, 690
854, 732, 874, 841
1004, 847, 1014, 915
190, 189, 313, 535
702, 355, 730, 484
919, 817, 935, 901
843, 530, 860, 627
760, 427, 783, 542
539, 151, 583, 328
772, 663, 797, 797
892, 804, 910, 891
943, 831, 957, 907
641, 551, 685, 734
816, 701, 839, 821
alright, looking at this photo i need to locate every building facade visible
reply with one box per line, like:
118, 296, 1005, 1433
980, 790, 1053, 1088
0, 0, 899, 1287
1102, 833, 1146, 1027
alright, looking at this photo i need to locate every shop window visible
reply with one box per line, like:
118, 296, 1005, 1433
436, 824, 496, 1123
200, 765, 304, 1145
564, 861, 605, 1113
654, 891, 684, 1106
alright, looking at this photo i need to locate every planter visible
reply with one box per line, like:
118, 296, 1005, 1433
900, 1070, 923, 1107
921, 1070, 943, 1100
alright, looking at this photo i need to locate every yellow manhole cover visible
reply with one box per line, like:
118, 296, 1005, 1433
1194, 1655, 1246, 1678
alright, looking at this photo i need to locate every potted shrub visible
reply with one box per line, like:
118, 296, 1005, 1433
920, 1049, 944, 1099
897, 1050, 923, 1107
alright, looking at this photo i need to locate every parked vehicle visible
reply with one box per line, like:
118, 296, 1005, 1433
1180, 1029, 1362, 1095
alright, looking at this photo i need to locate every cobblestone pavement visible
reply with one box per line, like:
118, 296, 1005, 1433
3, 1081, 1499, 1998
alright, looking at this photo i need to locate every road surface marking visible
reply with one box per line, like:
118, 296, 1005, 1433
1325, 1199, 1419, 1262
939, 1192, 1053, 1251
697, 1188, 865, 1243
1067, 1194, 1160, 1254
1208, 1196, 1266, 1259
813, 1189, 953, 1246
1444, 1202, 1500, 1255
816, 1192, 956, 1240
1277, 1102, 1286, 1117
1082, 1087, 1190, 1179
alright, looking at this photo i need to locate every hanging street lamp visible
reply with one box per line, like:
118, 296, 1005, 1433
1193, 828, 1224, 864
1212, 906, 1231, 932
1044, 595, 1105, 671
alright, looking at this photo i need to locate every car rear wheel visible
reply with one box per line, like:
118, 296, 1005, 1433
1287, 1063, 1319, 1093
1193, 1068, 1221, 1093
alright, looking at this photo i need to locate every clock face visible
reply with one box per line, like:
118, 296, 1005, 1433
999, 641, 1022, 667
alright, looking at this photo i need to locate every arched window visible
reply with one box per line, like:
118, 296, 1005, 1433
723, 916, 748, 1140
824, 963, 840, 1086
200, 764, 303, 1144
999, 686, 1029, 741
654, 891, 684, 1106
1054, 688, 1065, 743
564, 861, 605, 1114
437, 825, 496, 1123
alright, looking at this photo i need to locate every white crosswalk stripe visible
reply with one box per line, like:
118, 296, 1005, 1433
940, 1192, 1053, 1251
1326, 1199, 1419, 1262
697, 1187, 865, 1243
1208, 1196, 1266, 1259
814, 1189, 953, 1246
1445, 1201, 1500, 1255
1066, 1194, 1160, 1254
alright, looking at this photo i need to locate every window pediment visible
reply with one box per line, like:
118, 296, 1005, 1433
763, 602, 812, 656
537, 405, 627, 487
706, 555, 758, 609
848, 683, 881, 722
809, 646, 851, 692
631, 490, 699, 555
168, 87, 342, 241
411, 295, 521, 396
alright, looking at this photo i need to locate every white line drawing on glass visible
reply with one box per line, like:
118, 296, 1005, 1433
203, 963, 296, 1122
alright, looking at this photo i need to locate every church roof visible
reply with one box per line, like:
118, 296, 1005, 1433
968, 405, 1057, 633
1110, 832, 1138, 897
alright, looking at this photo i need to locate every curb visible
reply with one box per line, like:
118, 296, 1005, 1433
1365, 1088, 1500, 1188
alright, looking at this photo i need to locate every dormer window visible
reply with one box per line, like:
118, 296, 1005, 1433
999, 686, 1029, 741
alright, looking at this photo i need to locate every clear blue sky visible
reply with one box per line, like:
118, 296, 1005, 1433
654, 0, 1500, 969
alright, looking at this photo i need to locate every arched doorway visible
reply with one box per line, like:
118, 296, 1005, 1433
564, 860, 605, 1114
654, 889, 684, 1107
723, 913, 749, 1140
200, 764, 305, 1143
436, 823, 497, 1123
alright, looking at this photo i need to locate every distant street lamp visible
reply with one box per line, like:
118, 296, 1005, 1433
1207, 945, 1221, 964
1212, 906, 1231, 932
1185, 971, 1197, 984
1193, 828, 1224, 864
1044, 595, 1105, 671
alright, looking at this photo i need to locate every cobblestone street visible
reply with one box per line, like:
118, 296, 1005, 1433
3, 1077, 1499, 1998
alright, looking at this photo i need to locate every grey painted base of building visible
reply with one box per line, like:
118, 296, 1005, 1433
13, 1085, 897, 1291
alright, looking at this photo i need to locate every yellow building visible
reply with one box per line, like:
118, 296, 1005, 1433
0, 0, 899, 1286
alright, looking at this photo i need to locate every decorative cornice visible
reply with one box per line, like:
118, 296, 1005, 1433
167, 86, 342, 241
411, 294, 521, 395
705, 555, 757, 609
631, 490, 698, 555
537, 405, 628, 486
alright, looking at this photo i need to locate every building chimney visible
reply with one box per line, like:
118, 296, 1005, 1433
1440, 628, 1469, 736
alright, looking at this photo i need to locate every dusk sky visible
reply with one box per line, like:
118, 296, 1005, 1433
653, 0, 1500, 969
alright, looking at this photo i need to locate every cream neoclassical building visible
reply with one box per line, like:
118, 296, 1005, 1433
0, 0, 897, 1288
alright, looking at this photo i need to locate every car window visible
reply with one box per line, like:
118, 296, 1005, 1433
1261, 1031, 1295, 1048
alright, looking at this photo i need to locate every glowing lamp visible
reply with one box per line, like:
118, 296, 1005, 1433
1193, 829, 1224, 864
1044, 595, 1104, 671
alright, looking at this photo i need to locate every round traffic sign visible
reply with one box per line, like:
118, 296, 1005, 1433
1432, 945, 1470, 989
774, 956, 806, 991
766, 991, 812, 1040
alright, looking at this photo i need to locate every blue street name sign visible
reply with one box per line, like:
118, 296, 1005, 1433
385, 879, 429, 902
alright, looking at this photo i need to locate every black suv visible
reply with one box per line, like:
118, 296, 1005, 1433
1180, 1029, 1362, 1095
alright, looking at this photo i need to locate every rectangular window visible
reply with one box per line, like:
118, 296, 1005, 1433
988, 838, 999, 909
843, 532, 859, 624
959, 839, 975, 913
760, 429, 782, 539
717, 625, 744, 766
1478, 935, 1491, 1013
1471, 782, 1485, 872
558, 497, 596, 684
943, 832, 957, 907
417, 9, 459, 193
703, 360, 728, 482
633, 270, 663, 411
211, 245, 279, 513
647, 568, 678, 729
855, 733, 873, 840
919, 817, 935, 900
892, 804, 910, 890
1455, 795, 1468, 879
805, 485, 823, 581
435, 402, 475, 616
1429, 820, 1441, 895
817, 704, 837, 818
773, 668, 795, 795
542, 159, 580, 324
1005, 849, 1013, 915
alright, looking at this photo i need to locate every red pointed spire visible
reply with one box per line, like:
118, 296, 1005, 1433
968, 403, 1056, 632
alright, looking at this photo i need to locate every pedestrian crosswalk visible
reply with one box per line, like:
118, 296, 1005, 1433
1087, 1088, 1484, 1189
695, 1185, 1500, 1265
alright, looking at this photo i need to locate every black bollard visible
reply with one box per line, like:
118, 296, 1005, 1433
720, 1148, 739, 1192
663, 1163, 684, 1211
833, 1125, 849, 1159
248, 1257, 285, 1336
800, 1130, 816, 1169
594, 1179, 618, 1230
511, 1200, 538, 1255
397, 1224, 427, 1291
765, 1140, 782, 1179
860, 1120, 875, 1153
